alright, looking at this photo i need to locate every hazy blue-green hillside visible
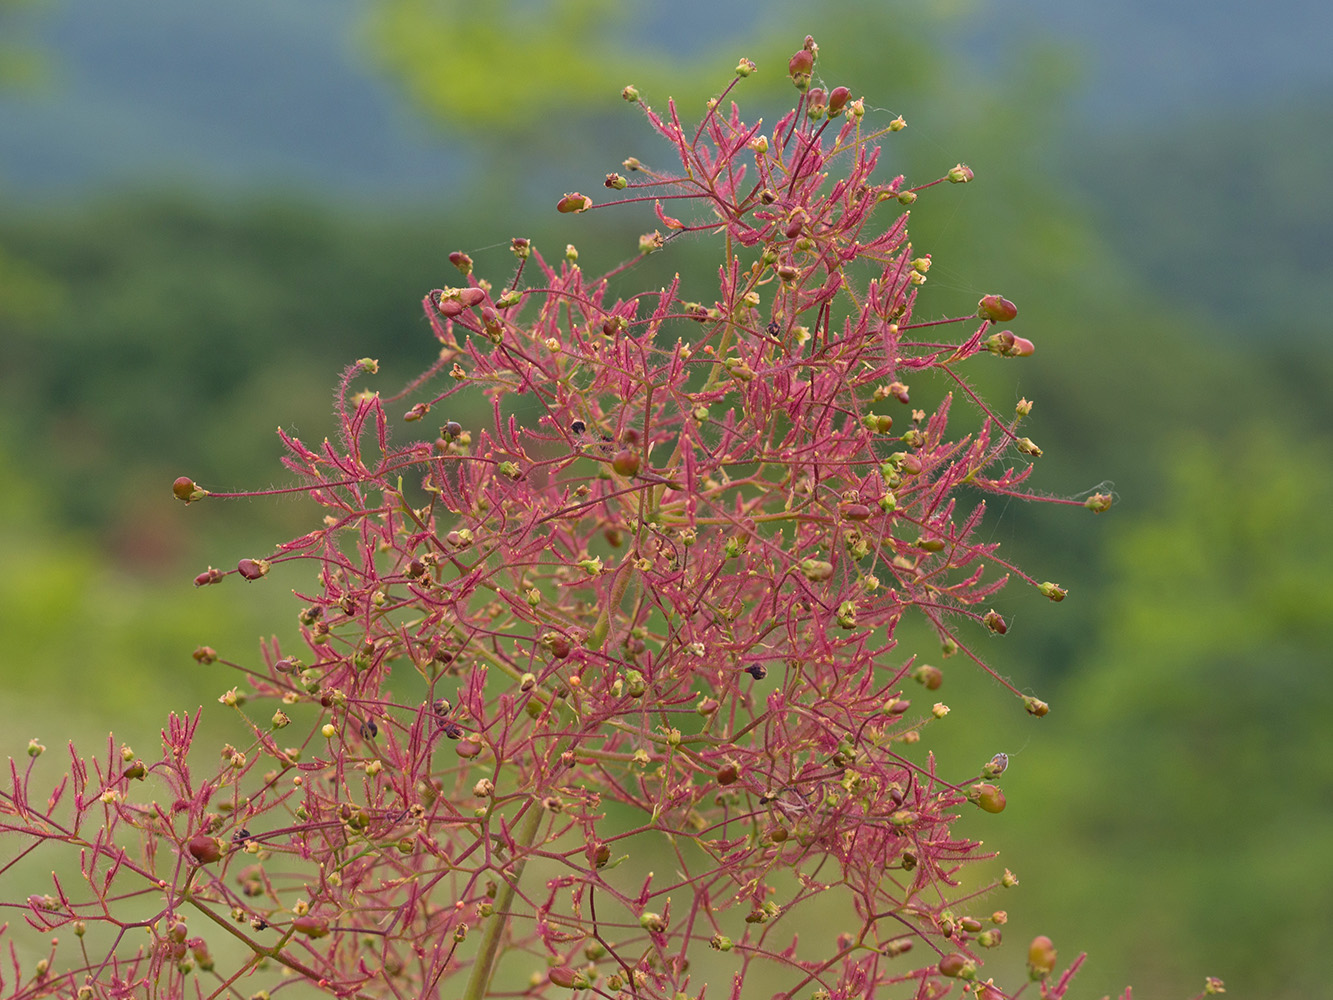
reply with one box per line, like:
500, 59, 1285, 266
6, 0, 1329, 348
1065, 91, 1333, 340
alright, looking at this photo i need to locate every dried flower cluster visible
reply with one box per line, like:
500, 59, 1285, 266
2, 37, 1125, 1000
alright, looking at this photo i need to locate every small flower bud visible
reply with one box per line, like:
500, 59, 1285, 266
1016, 437, 1042, 457
710, 934, 733, 951
236, 558, 269, 581
1028, 935, 1057, 979
805, 87, 826, 118
947, 163, 974, 183
1023, 695, 1050, 717
448, 251, 472, 275
556, 192, 592, 214
611, 448, 640, 476
172, 477, 207, 503
827, 86, 851, 116
1038, 581, 1067, 601
985, 329, 1034, 357
542, 632, 572, 659
969, 782, 1006, 813
187, 834, 222, 864
724, 357, 755, 380
548, 966, 582, 989
621, 85, 640, 103
800, 559, 834, 581
839, 502, 871, 521
788, 49, 814, 90
938, 953, 975, 979
977, 294, 1018, 322
913, 664, 943, 690
291, 915, 329, 939
27, 738, 45, 758
1084, 492, 1113, 513
639, 911, 666, 932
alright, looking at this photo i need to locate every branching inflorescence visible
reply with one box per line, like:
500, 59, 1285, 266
3, 37, 1119, 1000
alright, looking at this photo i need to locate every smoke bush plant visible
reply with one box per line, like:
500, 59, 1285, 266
2, 37, 1144, 1000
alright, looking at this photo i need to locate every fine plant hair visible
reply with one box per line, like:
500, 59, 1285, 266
5, 36, 1174, 1000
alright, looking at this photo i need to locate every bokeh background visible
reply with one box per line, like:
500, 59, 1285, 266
2, 0, 1331, 996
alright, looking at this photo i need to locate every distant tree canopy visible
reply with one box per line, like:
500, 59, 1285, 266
361, 0, 943, 135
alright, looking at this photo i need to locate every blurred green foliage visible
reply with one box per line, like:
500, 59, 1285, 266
0, 0, 48, 90
1, 4, 1330, 997
989, 428, 1333, 998
0, 196, 459, 544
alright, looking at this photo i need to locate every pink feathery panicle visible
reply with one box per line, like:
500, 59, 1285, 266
6, 37, 1118, 1000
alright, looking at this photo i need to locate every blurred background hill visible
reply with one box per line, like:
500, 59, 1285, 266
1, 1, 1330, 997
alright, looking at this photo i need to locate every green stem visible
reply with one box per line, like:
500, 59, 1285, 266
587, 554, 636, 651
461, 802, 545, 1000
